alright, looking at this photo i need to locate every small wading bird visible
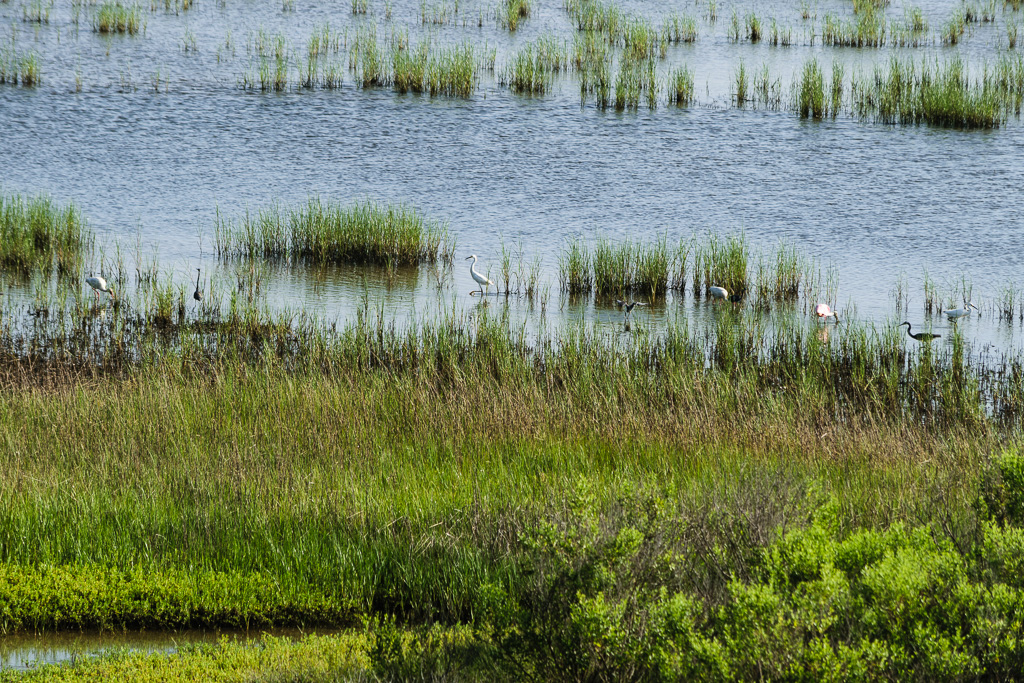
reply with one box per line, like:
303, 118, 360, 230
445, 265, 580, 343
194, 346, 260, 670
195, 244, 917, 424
86, 273, 115, 301
900, 321, 940, 342
708, 286, 728, 303
193, 268, 203, 303
465, 254, 495, 296
943, 302, 978, 321
615, 299, 647, 321
814, 302, 840, 324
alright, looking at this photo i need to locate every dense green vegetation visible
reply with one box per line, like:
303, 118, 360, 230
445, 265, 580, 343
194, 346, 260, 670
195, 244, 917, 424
213, 198, 451, 265
0, 193, 92, 275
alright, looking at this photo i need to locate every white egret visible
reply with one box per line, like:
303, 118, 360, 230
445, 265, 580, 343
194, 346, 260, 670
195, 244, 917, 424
465, 255, 495, 296
943, 302, 978, 321
708, 286, 728, 303
900, 321, 940, 342
814, 303, 840, 324
193, 268, 203, 303
86, 273, 115, 301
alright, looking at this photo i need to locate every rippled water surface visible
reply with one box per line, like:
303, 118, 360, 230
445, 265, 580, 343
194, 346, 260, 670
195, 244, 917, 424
2, 0, 1024, 351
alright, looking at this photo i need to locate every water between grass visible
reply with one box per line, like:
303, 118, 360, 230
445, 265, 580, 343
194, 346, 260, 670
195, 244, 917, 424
0, 628, 338, 671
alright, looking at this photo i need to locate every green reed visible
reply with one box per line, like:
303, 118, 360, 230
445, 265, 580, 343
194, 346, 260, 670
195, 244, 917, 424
769, 18, 792, 46
215, 199, 450, 266
942, 9, 967, 44
798, 60, 826, 118
701, 233, 748, 297
753, 62, 781, 109
498, 0, 530, 31
558, 238, 593, 294
745, 13, 762, 42
668, 64, 694, 106
0, 193, 92, 274
734, 60, 748, 105
352, 26, 386, 87
613, 54, 657, 111
564, 0, 622, 38
501, 42, 553, 94
93, 1, 142, 34
575, 32, 612, 108
662, 13, 697, 43
621, 18, 664, 59
852, 56, 1008, 128
821, 9, 886, 47
392, 40, 429, 93
425, 41, 477, 97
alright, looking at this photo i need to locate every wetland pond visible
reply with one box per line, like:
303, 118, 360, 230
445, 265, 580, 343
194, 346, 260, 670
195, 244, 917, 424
2, 0, 1024, 355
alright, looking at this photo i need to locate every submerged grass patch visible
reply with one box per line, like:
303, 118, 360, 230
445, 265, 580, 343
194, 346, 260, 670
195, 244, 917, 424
214, 198, 451, 266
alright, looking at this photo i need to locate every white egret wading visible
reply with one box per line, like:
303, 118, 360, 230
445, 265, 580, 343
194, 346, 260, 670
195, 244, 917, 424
708, 286, 728, 303
465, 255, 495, 296
943, 302, 978, 321
86, 274, 115, 301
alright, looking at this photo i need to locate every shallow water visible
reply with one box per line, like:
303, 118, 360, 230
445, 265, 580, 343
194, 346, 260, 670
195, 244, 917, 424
2, 0, 1024, 353
0, 627, 328, 671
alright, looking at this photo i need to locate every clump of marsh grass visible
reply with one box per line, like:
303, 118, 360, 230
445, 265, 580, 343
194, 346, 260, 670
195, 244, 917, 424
614, 54, 658, 111
0, 49, 39, 86
852, 56, 1007, 128
668, 64, 694, 106
559, 238, 592, 295
734, 60, 748, 105
590, 236, 669, 298
745, 13, 762, 42
821, 9, 886, 47
0, 193, 92, 274
574, 31, 611, 107
564, 0, 622, 37
497, 0, 530, 31
768, 18, 792, 46
942, 9, 967, 44
351, 25, 387, 88
93, 1, 142, 34
215, 199, 451, 266
425, 41, 477, 97
662, 13, 697, 43
699, 233, 748, 297
753, 62, 781, 109
500, 38, 567, 94
22, 0, 52, 23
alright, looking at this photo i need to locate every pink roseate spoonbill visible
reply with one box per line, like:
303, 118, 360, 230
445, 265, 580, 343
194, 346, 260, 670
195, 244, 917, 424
708, 286, 728, 303
943, 302, 978, 322
86, 273, 115, 301
900, 322, 940, 342
814, 303, 840, 324
465, 255, 494, 296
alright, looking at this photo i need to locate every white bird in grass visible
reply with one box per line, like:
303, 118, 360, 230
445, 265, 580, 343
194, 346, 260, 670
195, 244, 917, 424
465, 255, 494, 296
86, 273, 115, 301
943, 302, 978, 321
708, 286, 728, 303
814, 302, 840, 324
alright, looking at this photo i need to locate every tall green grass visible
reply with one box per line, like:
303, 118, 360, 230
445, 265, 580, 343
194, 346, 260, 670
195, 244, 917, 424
852, 56, 1009, 128
214, 199, 451, 266
93, 1, 142, 34
501, 37, 567, 95
0, 193, 92, 274
497, 0, 530, 31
